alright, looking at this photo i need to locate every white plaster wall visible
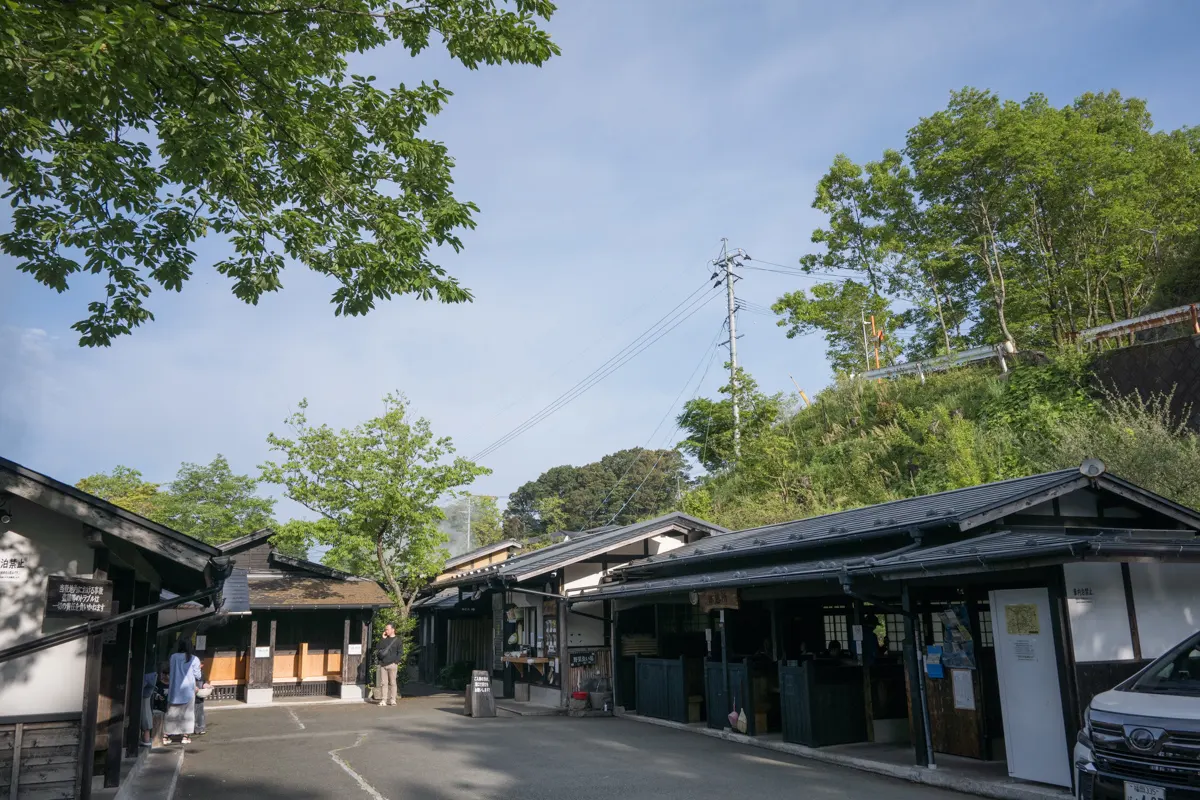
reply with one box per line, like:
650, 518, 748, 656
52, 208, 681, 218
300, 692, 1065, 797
1129, 563, 1200, 658
1063, 562, 1134, 662
564, 563, 603, 593
567, 601, 605, 647
647, 535, 685, 555
0, 496, 91, 719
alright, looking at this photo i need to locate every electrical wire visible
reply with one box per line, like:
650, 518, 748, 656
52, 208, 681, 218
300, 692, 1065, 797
584, 322, 725, 527
473, 286, 722, 461
604, 338, 724, 526
747, 256, 862, 281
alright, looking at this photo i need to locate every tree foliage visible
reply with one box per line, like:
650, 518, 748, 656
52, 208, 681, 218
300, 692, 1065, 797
158, 454, 276, 544
76, 456, 281, 546
76, 465, 164, 518
1, 0, 559, 345
788, 89, 1200, 370
676, 367, 784, 473
506, 447, 688, 534
260, 393, 487, 620
443, 494, 505, 550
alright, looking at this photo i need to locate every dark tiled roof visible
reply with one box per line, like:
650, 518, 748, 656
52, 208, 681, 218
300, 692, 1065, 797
248, 576, 391, 609
577, 528, 1200, 601
412, 587, 460, 610
623, 470, 1085, 572
437, 512, 727, 588
216, 528, 274, 553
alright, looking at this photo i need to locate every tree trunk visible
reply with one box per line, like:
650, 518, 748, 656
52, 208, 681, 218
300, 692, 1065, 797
926, 270, 953, 356
978, 202, 1015, 347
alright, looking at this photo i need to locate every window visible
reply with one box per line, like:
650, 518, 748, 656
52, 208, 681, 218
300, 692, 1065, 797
823, 606, 848, 649
1131, 632, 1200, 697
926, 602, 949, 645
659, 604, 709, 634
883, 614, 905, 653
978, 609, 994, 648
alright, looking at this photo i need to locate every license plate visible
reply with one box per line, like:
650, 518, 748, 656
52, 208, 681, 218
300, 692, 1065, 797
1125, 782, 1165, 800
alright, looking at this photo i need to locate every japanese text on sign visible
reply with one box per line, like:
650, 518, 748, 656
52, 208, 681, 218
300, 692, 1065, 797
44, 576, 112, 619
1, 554, 30, 582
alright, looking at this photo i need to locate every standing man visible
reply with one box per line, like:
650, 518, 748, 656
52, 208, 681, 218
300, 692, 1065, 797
376, 623, 401, 706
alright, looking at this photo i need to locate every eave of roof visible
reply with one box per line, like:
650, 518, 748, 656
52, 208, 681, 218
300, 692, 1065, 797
0, 455, 220, 573
574, 527, 1200, 602
616, 468, 1195, 575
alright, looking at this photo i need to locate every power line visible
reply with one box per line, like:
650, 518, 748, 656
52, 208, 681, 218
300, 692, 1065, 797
585, 322, 724, 527
747, 256, 862, 281
604, 333, 724, 526
473, 285, 722, 461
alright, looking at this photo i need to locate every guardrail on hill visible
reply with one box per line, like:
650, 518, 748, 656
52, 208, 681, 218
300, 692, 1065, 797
852, 341, 1016, 382
1076, 302, 1200, 344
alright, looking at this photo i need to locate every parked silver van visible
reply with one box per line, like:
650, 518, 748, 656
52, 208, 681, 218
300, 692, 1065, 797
1076, 630, 1200, 799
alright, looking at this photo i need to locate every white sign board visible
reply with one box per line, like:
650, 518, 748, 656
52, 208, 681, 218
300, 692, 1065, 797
851, 624, 863, 643
194, 635, 207, 651
348, 644, 362, 656
952, 669, 976, 710
254, 646, 271, 658
0, 552, 29, 582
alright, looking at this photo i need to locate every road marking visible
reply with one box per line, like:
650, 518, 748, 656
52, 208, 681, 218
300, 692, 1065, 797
287, 706, 306, 730
330, 734, 389, 800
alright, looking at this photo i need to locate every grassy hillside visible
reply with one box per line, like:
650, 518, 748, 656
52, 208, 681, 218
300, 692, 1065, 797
680, 353, 1200, 531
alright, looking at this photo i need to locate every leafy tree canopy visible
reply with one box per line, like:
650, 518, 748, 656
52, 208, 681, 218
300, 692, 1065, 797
76, 456, 281, 546
1, 0, 559, 345
158, 454, 276, 544
443, 494, 505, 550
677, 367, 784, 473
260, 393, 487, 620
506, 447, 688, 534
788, 88, 1200, 370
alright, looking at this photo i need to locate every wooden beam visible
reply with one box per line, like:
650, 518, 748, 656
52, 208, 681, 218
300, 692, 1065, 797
0, 472, 212, 572
125, 582, 152, 758
1121, 563, 1142, 660
341, 617, 352, 685
10, 722, 23, 800
78, 549, 109, 800
104, 570, 136, 786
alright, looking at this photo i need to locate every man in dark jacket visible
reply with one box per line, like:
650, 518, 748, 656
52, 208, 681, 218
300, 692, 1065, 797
376, 623, 401, 706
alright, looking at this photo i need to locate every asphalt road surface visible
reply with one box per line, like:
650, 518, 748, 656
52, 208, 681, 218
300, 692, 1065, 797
175, 694, 973, 800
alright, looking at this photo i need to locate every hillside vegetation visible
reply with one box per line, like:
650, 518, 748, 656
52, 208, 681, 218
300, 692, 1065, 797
679, 354, 1200, 531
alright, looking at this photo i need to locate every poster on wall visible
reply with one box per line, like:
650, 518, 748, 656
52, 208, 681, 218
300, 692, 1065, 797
952, 669, 976, 710
0, 552, 30, 583
939, 604, 976, 669
1005, 604, 1040, 636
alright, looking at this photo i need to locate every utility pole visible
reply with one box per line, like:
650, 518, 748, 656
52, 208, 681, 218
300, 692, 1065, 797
713, 240, 748, 459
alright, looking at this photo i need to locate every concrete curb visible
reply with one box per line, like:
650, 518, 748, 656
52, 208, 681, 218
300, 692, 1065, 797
206, 698, 369, 711
112, 746, 184, 800
615, 711, 1069, 800
495, 702, 566, 717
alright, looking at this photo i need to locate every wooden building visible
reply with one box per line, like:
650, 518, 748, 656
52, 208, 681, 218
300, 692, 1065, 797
414, 540, 524, 684
576, 463, 1200, 792
205, 530, 392, 703
433, 513, 726, 707
0, 456, 232, 799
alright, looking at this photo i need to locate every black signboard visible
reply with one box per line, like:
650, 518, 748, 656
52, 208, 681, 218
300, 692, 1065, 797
570, 651, 597, 668
45, 576, 113, 619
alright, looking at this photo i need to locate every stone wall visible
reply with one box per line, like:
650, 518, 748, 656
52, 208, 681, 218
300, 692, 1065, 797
1092, 334, 1200, 428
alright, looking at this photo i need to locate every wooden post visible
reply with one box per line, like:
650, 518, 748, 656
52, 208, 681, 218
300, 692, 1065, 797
247, 619, 258, 686
341, 616, 352, 686
902, 584, 932, 768
104, 570, 136, 787
298, 641, 309, 681
269, 617, 277, 686
558, 577, 570, 707
78, 546, 109, 800
124, 581, 152, 758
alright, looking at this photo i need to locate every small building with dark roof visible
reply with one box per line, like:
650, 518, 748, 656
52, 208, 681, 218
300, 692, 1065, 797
422, 512, 726, 707
572, 462, 1200, 793
205, 530, 392, 704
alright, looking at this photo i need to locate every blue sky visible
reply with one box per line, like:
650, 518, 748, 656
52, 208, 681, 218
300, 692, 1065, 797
3, 0, 1199, 520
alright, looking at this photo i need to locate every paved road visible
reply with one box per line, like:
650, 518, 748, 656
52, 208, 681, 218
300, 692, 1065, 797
176, 695, 972, 800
